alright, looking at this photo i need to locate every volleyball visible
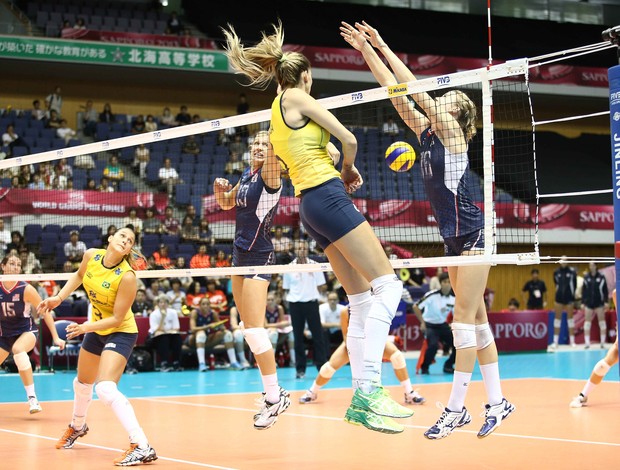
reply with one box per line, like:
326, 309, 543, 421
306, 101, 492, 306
385, 141, 416, 172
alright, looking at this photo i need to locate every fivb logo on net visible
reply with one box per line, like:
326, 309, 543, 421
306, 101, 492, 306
351, 92, 363, 102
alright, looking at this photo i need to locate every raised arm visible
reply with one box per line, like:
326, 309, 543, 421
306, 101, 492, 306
340, 21, 428, 137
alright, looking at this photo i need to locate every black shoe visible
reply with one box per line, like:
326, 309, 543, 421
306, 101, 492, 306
443, 366, 455, 374
296, 371, 306, 379
420, 368, 430, 375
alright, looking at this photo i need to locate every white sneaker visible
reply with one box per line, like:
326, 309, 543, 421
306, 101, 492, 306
299, 390, 317, 404
404, 389, 426, 405
547, 343, 557, 353
254, 389, 291, 430
28, 397, 42, 414
477, 398, 516, 438
424, 404, 471, 440
113, 443, 157, 466
570, 393, 587, 408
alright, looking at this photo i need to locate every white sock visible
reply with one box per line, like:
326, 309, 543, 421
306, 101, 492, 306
581, 380, 596, 398
237, 351, 248, 364
479, 362, 503, 406
553, 334, 559, 346
25, 384, 36, 398
584, 321, 591, 345
361, 275, 401, 392
346, 290, 372, 390
447, 371, 472, 412
599, 321, 607, 344
262, 373, 279, 403
197, 347, 205, 365
310, 381, 321, 394
400, 378, 413, 394
226, 348, 237, 364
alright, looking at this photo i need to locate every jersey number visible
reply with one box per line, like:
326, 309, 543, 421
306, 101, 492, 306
1, 302, 16, 317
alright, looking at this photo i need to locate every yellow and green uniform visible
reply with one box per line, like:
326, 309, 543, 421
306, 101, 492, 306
270, 91, 340, 196
83, 249, 137, 335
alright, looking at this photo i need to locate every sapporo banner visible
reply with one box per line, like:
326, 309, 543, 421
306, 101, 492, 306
0, 35, 228, 72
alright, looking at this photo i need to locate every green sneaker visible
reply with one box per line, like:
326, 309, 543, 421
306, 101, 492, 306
351, 386, 414, 418
344, 405, 404, 434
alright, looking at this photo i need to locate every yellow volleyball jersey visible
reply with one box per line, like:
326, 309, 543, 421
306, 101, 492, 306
270, 92, 341, 196
83, 249, 138, 335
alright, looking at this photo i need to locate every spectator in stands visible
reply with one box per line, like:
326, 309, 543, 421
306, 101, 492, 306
64, 230, 87, 269
149, 295, 183, 372
143, 206, 164, 234
158, 157, 182, 199
167, 11, 184, 35
50, 163, 68, 189
56, 119, 77, 145
18, 165, 33, 188
160, 107, 176, 127
103, 154, 124, 188
175, 105, 191, 126
56, 158, 73, 179
173, 256, 193, 291
180, 215, 200, 244
2, 124, 31, 155
31, 99, 46, 121
98, 176, 114, 192
85, 177, 97, 190
18, 244, 40, 274
181, 135, 200, 156
130, 114, 146, 134
74, 17, 86, 30
205, 279, 228, 316
0, 218, 10, 255
162, 205, 180, 235
166, 278, 187, 314
6, 230, 24, 254
45, 85, 62, 117
80, 100, 99, 138
501, 298, 520, 313
190, 243, 211, 270
521, 268, 547, 310
213, 249, 231, 269
191, 114, 202, 124
33, 266, 59, 298
145, 280, 163, 304
264, 291, 296, 366
224, 150, 245, 175
319, 291, 345, 349
10, 176, 21, 189
153, 244, 173, 269
236, 92, 250, 115
132, 143, 150, 178
132, 288, 153, 317
382, 115, 400, 137
186, 280, 206, 308
198, 219, 215, 250
144, 115, 158, 133
99, 103, 115, 124
184, 204, 200, 226
228, 134, 248, 158
123, 207, 143, 240
45, 109, 61, 130
272, 225, 293, 265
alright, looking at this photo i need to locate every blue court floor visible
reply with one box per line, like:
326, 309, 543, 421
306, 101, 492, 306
1, 347, 617, 404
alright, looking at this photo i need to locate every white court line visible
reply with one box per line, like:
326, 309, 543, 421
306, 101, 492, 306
0, 428, 238, 469
139, 397, 620, 448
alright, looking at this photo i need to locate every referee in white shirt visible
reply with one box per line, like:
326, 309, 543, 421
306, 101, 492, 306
283, 239, 328, 379
413, 272, 456, 374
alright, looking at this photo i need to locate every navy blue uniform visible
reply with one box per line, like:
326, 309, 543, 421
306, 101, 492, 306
553, 266, 577, 304
419, 128, 483, 244
234, 167, 281, 253
265, 307, 280, 325
582, 272, 608, 309
0, 282, 36, 338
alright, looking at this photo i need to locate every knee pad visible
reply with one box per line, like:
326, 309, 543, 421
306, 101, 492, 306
267, 328, 278, 346
232, 329, 244, 344
567, 318, 574, 328
223, 330, 233, 343
583, 321, 592, 332
390, 350, 406, 370
475, 323, 494, 350
593, 359, 611, 377
319, 362, 337, 379
195, 330, 207, 344
243, 327, 272, 355
451, 322, 476, 349
13, 351, 31, 371
73, 377, 93, 397
348, 290, 372, 324
554, 319, 562, 329
368, 275, 403, 324
599, 320, 607, 331
95, 381, 121, 407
